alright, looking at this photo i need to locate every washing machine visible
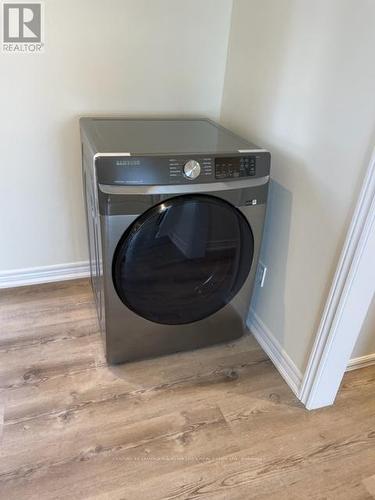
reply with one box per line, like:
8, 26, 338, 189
80, 118, 270, 364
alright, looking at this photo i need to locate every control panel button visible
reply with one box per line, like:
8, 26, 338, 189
184, 160, 201, 180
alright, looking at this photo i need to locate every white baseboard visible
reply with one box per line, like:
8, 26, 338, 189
247, 309, 303, 397
347, 353, 375, 371
0, 261, 90, 289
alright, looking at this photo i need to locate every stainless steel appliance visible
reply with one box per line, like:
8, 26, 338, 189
80, 118, 270, 364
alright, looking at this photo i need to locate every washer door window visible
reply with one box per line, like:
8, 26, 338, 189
113, 194, 254, 325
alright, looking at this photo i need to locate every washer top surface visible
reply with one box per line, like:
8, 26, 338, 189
80, 117, 263, 156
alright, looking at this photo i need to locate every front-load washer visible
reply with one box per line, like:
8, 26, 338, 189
80, 118, 270, 364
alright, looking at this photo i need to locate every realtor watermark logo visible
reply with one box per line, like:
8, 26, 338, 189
2, 2, 44, 53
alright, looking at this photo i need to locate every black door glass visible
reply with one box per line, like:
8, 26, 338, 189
112, 194, 254, 325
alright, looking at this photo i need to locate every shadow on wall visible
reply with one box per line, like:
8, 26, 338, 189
249, 180, 292, 346
56, 117, 89, 261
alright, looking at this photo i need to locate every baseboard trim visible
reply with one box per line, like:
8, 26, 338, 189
347, 353, 375, 371
247, 309, 303, 397
0, 261, 90, 289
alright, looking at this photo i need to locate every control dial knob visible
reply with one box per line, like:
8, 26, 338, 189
183, 160, 201, 180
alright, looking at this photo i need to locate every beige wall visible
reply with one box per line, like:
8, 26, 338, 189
352, 295, 375, 359
0, 0, 232, 271
220, 0, 375, 372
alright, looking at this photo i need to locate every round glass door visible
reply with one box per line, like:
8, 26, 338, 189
112, 194, 254, 325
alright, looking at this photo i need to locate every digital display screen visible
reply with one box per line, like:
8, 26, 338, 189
215, 157, 256, 179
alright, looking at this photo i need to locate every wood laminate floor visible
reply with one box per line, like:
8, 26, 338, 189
0, 279, 374, 500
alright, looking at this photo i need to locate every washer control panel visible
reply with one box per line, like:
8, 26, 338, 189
215, 156, 256, 179
169, 157, 213, 181
96, 153, 270, 186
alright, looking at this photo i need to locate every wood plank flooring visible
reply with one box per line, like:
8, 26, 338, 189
0, 279, 374, 499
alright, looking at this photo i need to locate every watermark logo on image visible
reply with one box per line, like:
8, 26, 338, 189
2, 2, 44, 53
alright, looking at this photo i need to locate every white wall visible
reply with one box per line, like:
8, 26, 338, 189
351, 295, 375, 359
220, 0, 375, 372
0, 0, 233, 272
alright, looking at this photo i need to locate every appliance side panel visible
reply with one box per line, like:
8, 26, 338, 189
82, 141, 105, 334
